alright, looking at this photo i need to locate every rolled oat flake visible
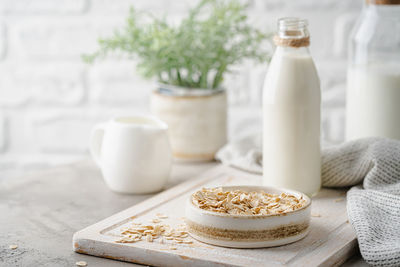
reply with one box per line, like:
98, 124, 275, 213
9, 244, 18, 250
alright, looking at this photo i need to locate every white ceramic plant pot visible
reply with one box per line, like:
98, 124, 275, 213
150, 84, 227, 162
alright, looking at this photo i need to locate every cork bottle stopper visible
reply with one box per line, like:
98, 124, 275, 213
366, 0, 400, 4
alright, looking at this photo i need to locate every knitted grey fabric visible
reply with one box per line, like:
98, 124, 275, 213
217, 136, 400, 266
324, 138, 400, 267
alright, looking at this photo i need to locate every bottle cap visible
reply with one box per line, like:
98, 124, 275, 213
366, 0, 400, 4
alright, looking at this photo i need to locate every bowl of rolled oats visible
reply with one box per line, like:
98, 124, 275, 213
185, 185, 311, 248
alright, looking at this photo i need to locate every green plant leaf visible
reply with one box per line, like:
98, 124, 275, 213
82, 0, 272, 89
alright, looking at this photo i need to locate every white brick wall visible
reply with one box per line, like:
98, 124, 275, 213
0, 0, 363, 175
88, 61, 152, 106
0, 0, 88, 14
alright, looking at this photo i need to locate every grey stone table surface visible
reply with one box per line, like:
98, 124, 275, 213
0, 160, 368, 267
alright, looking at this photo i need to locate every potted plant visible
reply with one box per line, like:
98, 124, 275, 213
84, 0, 270, 162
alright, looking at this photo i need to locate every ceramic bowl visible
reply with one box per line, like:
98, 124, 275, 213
185, 185, 311, 248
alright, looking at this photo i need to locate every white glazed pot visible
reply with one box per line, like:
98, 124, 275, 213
150, 84, 227, 162
90, 115, 172, 194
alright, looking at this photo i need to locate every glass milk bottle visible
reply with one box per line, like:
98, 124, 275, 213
346, 1, 400, 141
263, 18, 321, 196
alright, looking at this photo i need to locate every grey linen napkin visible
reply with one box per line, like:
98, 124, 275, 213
216, 136, 400, 266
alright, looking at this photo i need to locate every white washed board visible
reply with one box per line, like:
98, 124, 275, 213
73, 165, 357, 267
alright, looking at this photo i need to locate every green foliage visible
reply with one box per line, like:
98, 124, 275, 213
83, 0, 271, 89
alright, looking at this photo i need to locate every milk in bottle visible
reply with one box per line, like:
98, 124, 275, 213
346, 1, 400, 140
263, 18, 321, 196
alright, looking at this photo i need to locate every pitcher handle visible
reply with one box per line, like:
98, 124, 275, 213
90, 123, 106, 167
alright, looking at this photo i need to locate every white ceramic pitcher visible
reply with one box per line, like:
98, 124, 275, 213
90, 115, 172, 194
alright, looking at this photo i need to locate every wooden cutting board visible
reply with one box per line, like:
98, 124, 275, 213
73, 165, 357, 267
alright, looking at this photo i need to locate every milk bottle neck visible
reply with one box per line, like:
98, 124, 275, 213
273, 18, 311, 52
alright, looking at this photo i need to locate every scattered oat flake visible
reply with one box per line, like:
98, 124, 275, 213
115, 216, 192, 245
156, 213, 168, 219
334, 198, 344, 202
9, 244, 18, 250
76, 261, 88, 267
311, 213, 321, 217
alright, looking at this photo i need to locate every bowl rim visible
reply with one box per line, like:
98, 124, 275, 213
187, 185, 312, 219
